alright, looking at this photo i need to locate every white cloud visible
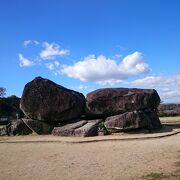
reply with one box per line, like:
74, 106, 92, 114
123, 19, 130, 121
33, 40, 39, 45
23, 40, 39, 47
114, 54, 122, 58
40, 42, 69, 59
19, 40, 68, 69
61, 51, 150, 85
78, 85, 88, 90
45, 62, 55, 70
161, 90, 180, 99
132, 76, 163, 87
23, 40, 32, 47
131, 75, 180, 103
158, 89, 180, 103
71, 85, 89, 91
54, 60, 60, 66
131, 75, 180, 87
121, 52, 149, 74
19, 54, 35, 67
97, 79, 125, 86
45, 61, 61, 71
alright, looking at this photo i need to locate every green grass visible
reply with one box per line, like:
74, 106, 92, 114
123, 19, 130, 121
144, 173, 168, 180
175, 161, 180, 167
142, 150, 180, 180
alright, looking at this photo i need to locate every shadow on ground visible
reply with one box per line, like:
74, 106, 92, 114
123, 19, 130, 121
126, 123, 180, 135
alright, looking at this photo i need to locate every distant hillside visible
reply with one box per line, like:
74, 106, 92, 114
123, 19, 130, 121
0, 95, 24, 120
158, 104, 180, 117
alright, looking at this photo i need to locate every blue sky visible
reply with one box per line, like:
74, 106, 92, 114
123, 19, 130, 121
0, 0, 180, 103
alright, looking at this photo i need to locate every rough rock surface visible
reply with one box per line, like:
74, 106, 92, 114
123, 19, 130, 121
86, 88, 160, 117
0, 126, 7, 136
74, 120, 100, 137
0, 119, 32, 136
144, 110, 162, 130
105, 110, 162, 133
52, 120, 87, 136
52, 119, 102, 137
105, 111, 147, 132
20, 77, 85, 122
22, 118, 55, 135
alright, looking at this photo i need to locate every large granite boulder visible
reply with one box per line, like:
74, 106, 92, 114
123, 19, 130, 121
0, 119, 32, 136
144, 109, 162, 130
52, 120, 87, 136
20, 77, 85, 122
105, 111, 148, 132
86, 88, 160, 117
105, 110, 162, 133
74, 120, 100, 137
52, 119, 102, 137
22, 118, 56, 135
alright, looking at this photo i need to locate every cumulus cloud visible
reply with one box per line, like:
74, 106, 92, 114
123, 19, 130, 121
40, 42, 69, 60
23, 40, 39, 47
19, 54, 35, 67
121, 52, 149, 74
19, 40, 69, 69
62, 52, 150, 85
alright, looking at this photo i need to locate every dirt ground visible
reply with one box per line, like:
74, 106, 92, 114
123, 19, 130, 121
0, 117, 180, 180
1, 135, 180, 180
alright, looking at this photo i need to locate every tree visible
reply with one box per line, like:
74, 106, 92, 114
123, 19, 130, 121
0, 87, 6, 97
0, 94, 24, 118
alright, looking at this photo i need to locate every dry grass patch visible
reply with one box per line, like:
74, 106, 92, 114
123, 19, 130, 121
143, 172, 168, 180
160, 116, 180, 123
143, 150, 180, 180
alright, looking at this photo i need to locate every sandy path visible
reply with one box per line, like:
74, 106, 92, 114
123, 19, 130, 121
0, 133, 180, 180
